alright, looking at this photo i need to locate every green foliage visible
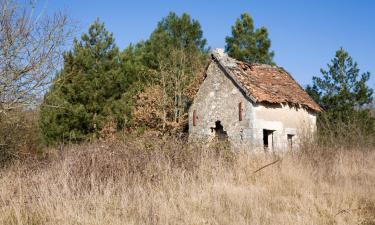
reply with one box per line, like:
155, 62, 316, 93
306, 48, 373, 116
225, 13, 274, 64
40, 13, 209, 143
134, 12, 208, 131
40, 20, 146, 144
142, 12, 207, 70
306, 47, 374, 135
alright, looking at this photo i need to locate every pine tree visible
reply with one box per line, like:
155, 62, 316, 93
40, 20, 143, 144
135, 12, 208, 132
306, 47, 374, 135
225, 13, 274, 64
306, 48, 373, 116
143, 12, 207, 69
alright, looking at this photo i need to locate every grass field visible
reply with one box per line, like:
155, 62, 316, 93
0, 135, 374, 225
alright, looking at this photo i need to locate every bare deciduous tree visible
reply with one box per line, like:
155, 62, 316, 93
133, 48, 207, 133
0, 0, 73, 114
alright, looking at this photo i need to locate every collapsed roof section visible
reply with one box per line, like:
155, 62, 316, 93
211, 49, 322, 112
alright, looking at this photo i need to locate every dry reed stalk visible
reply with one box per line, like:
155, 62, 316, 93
0, 135, 374, 225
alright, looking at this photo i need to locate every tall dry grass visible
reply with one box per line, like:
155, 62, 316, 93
0, 134, 374, 225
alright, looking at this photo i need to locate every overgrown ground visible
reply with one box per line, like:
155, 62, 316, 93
0, 135, 374, 225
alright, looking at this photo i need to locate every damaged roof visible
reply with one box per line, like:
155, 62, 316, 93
211, 49, 322, 112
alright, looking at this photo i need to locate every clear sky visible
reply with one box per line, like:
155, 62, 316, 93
43, 0, 375, 88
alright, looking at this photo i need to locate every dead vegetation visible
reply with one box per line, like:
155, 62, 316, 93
0, 110, 42, 164
0, 133, 374, 225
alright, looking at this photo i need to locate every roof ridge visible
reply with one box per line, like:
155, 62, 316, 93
211, 51, 258, 103
210, 49, 322, 112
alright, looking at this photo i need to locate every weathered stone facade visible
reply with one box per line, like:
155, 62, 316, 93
189, 49, 319, 151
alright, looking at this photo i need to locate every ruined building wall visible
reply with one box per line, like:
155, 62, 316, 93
251, 104, 317, 150
189, 60, 317, 150
188, 61, 253, 147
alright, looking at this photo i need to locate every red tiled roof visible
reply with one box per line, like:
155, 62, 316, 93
212, 51, 322, 112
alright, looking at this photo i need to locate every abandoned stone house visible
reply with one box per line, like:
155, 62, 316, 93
188, 49, 322, 150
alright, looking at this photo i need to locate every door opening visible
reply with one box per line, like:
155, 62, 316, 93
263, 129, 274, 149
287, 134, 294, 150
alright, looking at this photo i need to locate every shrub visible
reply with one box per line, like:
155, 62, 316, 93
315, 111, 375, 149
0, 110, 42, 165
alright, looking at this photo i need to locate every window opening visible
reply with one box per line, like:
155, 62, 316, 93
193, 110, 196, 126
239, 102, 243, 121
211, 121, 228, 140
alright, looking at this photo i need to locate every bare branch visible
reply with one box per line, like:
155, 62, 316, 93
0, 0, 73, 114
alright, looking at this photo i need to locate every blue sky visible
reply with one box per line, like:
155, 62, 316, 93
44, 0, 375, 87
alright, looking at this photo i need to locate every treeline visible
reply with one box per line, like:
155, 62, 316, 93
39, 15, 208, 143
0, 0, 374, 164
39, 12, 276, 144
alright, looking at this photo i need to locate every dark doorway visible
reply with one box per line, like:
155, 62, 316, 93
263, 129, 274, 149
287, 134, 294, 150
211, 121, 228, 140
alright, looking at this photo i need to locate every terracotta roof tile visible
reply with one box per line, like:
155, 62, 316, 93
211, 50, 322, 112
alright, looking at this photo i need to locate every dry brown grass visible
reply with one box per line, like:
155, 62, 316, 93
0, 110, 42, 164
0, 134, 375, 225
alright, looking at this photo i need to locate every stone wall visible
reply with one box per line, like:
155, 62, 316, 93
251, 103, 317, 151
189, 60, 317, 151
188, 61, 252, 147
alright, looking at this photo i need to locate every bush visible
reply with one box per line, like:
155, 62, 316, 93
315, 110, 375, 149
0, 110, 42, 165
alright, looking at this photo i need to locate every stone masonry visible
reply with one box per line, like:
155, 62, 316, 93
189, 49, 320, 151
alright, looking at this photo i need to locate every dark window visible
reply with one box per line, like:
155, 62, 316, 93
211, 121, 228, 140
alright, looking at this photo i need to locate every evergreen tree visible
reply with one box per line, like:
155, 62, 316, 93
306, 48, 374, 135
134, 12, 208, 132
143, 12, 207, 69
225, 13, 274, 64
40, 20, 144, 144
306, 48, 373, 116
